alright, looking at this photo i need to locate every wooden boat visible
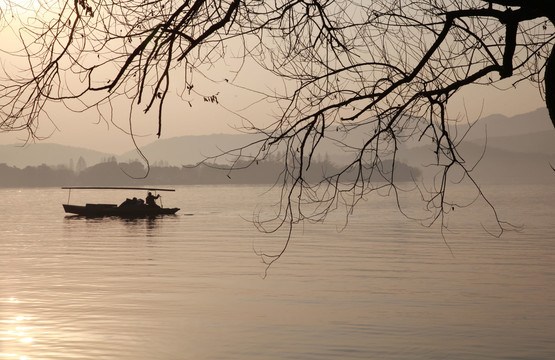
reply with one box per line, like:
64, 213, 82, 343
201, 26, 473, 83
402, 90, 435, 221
62, 186, 180, 217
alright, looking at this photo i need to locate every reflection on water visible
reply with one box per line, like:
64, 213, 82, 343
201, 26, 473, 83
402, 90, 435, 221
1, 185, 554, 359
63, 215, 166, 234
0, 299, 34, 360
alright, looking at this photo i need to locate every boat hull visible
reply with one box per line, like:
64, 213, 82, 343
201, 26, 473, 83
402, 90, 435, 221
63, 203, 180, 217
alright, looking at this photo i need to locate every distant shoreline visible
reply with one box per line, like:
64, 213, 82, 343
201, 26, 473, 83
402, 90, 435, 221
0, 159, 420, 188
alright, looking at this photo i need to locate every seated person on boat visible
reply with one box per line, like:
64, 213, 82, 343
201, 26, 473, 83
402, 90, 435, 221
119, 197, 144, 207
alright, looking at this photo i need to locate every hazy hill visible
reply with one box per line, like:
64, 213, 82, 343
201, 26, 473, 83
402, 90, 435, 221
1, 108, 553, 185
398, 108, 555, 184
465, 144, 554, 184
459, 107, 552, 140
468, 130, 555, 154
0, 143, 113, 168
117, 108, 554, 165
118, 133, 262, 166
402, 130, 554, 185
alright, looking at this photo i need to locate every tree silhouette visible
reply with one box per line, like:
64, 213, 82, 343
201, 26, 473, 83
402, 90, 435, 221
1, 0, 554, 267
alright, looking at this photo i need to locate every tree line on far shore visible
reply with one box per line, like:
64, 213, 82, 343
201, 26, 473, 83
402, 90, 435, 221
0, 157, 420, 188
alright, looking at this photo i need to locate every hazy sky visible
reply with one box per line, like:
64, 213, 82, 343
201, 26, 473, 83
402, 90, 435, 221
0, 1, 550, 154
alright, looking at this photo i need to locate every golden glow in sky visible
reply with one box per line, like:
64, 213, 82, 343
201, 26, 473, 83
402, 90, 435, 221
0, 0, 42, 15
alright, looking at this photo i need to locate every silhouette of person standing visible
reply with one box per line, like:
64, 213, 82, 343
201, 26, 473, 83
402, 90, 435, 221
146, 192, 160, 207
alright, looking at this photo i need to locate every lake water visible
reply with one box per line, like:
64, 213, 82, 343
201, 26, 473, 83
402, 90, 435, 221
1, 184, 554, 359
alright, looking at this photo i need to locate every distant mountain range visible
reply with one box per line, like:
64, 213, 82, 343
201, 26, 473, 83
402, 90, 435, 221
1, 108, 553, 184
0, 143, 113, 169
461, 107, 554, 140
118, 133, 261, 167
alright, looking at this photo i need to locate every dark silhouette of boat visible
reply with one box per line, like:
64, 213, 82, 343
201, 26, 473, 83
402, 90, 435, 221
62, 187, 180, 217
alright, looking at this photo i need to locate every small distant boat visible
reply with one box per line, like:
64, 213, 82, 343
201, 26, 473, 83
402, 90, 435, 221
62, 186, 180, 217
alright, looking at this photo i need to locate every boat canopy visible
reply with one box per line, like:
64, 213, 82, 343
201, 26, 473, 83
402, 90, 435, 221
61, 186, 176, 192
